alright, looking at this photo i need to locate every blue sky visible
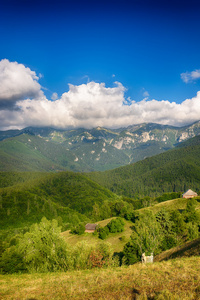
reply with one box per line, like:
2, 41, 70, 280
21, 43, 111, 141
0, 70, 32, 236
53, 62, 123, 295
0, 0, 200, 129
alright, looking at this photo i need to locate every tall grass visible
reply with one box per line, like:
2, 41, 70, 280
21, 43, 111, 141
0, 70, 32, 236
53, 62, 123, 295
1, 256, 200, 299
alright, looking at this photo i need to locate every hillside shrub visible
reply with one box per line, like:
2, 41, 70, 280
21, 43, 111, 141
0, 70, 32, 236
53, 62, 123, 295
88, 250, 105, 268
131, 211, 162, 255
123, 211, 163, 265
160, 234, 177, 251
187, 222, 199, 240
70, 241, 92, 270
0, 246, 27, 274
170, 210, 187, 240
70, 223, 85, 235
119, 235, 126, 242
124, 211, 136, 222
88, 242, 113, 268
156, 209, 178, 251
184, 199, 199, 223
98, 226, 109, 240
123, 241, 140, 264
70, 241, 113, 270
98, 218, 125, 239
107, 217, 125, 233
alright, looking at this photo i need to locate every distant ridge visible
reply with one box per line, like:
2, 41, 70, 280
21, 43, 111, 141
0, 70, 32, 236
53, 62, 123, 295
0, 120, 200, 171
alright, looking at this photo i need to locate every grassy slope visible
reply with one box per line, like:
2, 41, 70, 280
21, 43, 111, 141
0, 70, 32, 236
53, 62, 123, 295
61, 217, 133, 253
138, 196, 200, 213
1, 257, 200, 299
154, 238, 200, 262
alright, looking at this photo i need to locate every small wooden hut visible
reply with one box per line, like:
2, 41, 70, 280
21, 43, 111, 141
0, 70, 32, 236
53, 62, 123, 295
182, 189, 197, 199
85, 223, 97, 233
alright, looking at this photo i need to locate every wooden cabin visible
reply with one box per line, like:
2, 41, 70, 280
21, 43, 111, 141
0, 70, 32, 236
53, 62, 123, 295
182, 189, 197, 199
85, 223, 97, 233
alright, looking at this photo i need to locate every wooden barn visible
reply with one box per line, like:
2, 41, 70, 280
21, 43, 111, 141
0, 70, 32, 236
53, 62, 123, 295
182, 189, 198, 199
85, 223, 97, 233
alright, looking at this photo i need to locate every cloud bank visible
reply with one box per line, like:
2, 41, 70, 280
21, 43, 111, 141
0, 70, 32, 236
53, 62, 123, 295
1, 59, 200, 130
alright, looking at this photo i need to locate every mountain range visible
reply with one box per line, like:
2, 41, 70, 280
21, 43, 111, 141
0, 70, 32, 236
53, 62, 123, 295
1, 120, 200, 172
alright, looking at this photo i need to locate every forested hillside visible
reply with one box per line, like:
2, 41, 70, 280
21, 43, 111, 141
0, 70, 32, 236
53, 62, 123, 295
86, 136, 200, 198
0, 134, 91, 172
0, 172, 117, 230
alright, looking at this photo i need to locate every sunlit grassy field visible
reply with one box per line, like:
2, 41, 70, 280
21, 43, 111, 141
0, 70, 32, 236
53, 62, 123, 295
139, 197, 200, 213
1, 257, 200, 299
61, 217, 133, 253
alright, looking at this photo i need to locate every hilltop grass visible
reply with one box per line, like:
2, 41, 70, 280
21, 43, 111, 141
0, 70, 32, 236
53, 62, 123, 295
138, 196, 200, 213
61, 218, 133, 253
1, 257, 200, 299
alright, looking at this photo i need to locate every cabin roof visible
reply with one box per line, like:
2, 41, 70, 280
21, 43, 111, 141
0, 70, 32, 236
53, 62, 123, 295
85, 223, 97, 230
182, 189, 197, 196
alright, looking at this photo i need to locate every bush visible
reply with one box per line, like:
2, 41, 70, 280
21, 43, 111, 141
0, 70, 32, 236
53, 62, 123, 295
123, 241, 140, 265
70, 223, 85, 235
160, 234, 178, 251
107, 217, 125, 233
0, 246, 27, 274
187, 222, 199, 240
124, 211, 136, 222
88, 250, 105, 268
96, 241, 113, 267
98, 226, 109, 240
71, 241, 113, 270
71, 241, 91, 270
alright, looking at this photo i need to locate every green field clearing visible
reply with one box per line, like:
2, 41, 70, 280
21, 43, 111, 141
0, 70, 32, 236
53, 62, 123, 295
61, 217, 133, 253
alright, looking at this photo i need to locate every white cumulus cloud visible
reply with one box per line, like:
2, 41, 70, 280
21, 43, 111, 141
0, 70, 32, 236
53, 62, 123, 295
0, 59, 43, 108
1, 60, 200, 130
181, 69, 200, 83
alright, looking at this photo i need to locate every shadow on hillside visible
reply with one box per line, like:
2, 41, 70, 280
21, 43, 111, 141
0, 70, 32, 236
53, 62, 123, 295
154, 238, 200, 262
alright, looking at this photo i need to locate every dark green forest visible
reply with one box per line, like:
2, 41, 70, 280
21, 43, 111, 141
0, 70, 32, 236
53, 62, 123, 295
0, 171, 118, 231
